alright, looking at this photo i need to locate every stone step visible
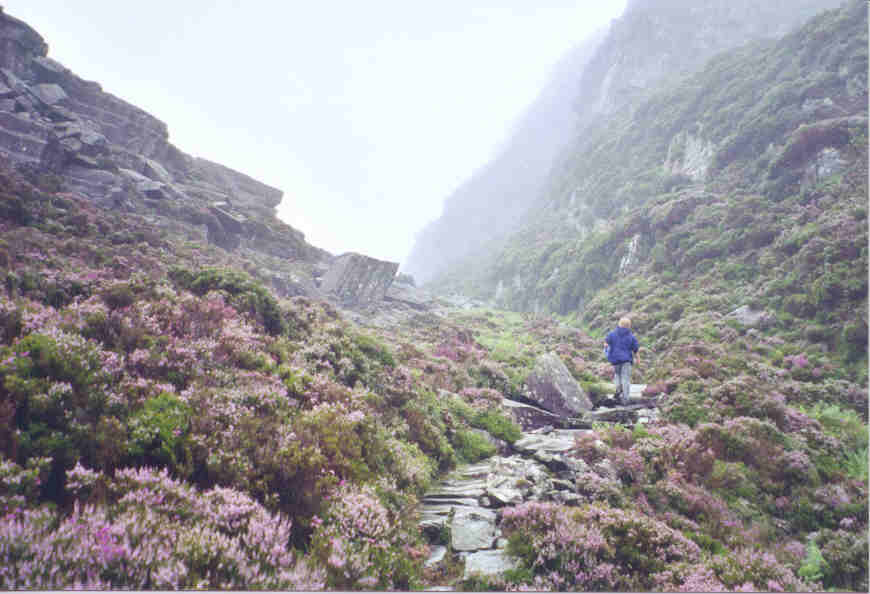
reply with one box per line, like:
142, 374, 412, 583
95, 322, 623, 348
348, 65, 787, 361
420, 497, 479, 507
513, 429, 589, 455
424, 480, 487, 499
462, 549, 518, 580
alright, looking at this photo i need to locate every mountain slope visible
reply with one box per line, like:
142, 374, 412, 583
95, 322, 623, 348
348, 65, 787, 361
432, 0, 867, 373
0, 8, 332, 297
407, 0, 843, 285
0, 3, 866, 592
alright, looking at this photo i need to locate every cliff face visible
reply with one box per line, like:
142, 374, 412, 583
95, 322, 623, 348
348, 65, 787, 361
0, 8, 401, 307
406, 0, 844, 286
578, 0, 844, 118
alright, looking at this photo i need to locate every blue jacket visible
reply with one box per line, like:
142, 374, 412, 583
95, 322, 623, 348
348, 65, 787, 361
605, 327, 639, 364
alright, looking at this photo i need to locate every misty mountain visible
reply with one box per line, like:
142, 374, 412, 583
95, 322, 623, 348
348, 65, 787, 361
403, 28, 606, 283
407, 0, 845, 286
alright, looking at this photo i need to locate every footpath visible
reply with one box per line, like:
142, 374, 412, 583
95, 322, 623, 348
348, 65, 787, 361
419, 383, 654, 587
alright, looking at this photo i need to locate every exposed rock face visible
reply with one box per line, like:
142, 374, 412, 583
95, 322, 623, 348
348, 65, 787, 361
524, 352, 593, 418
580, 0, 842, 119
320, 252, 399, 307
0, 7, 351, 303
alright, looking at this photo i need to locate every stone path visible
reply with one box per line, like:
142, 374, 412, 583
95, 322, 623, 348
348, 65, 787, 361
420, 384, 654, 587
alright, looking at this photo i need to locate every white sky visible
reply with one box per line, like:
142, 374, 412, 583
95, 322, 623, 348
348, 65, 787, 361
6, 1, 626, 265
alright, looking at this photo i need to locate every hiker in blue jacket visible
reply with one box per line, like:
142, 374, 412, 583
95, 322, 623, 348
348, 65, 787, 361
605, 316, 640, 406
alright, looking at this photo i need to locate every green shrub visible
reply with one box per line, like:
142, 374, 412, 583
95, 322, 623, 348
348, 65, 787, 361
101, 283, 135, 310
170, 266, 286, 335
844, 446, 869, 482
472, 408, 521, 444
127, 392, 192, 471
351, 332, 396, 368
798, 538, 828, 585
452, 428, 496, 463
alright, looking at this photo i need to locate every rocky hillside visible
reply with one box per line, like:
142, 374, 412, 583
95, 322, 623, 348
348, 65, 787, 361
0, 8, 410, 308
0, 3, 867, 592
405, 0, 843, 285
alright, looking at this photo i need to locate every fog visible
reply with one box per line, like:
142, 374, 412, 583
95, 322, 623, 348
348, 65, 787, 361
5, 1, 627, 264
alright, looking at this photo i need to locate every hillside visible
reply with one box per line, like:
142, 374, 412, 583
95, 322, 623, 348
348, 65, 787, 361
406, 0, 844, 286
0, 2, 867, 592
431, 0, 868, 373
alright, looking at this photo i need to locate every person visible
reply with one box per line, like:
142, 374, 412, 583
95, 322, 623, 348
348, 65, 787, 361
604, 316, 639, 406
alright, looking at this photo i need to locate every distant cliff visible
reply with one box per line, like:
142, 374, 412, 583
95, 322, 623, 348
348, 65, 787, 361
406, 0, 844, 286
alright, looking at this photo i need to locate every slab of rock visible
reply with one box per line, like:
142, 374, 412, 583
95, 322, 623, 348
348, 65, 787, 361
29, 82, 67, 105
513, 430, 588, 456
209, 202, 246, 233
321, 252, 399, 307
487, 484, 524, 506
451, 507, 497, 552
421, 497, 479, 508
425, 545, 447, 568
501, 398, 570, 431
524, 352, 592, 417
425, 480, 487, 500
463, 549, 518, 579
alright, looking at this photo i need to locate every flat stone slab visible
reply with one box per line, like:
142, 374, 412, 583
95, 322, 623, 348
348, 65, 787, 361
420, 497, 479, 507
487, 485, 523, 505
453, 462, 494, 479
501, 398, 568, 430
451, 507, 497, 552
463, 549, 518, 579
513, 429, 589, 455
425, 545, 447, 568
425, 480, 487, 499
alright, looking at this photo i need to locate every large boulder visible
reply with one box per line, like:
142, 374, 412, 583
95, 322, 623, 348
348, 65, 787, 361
321, 252, 398, 307
524, 352, 593, 417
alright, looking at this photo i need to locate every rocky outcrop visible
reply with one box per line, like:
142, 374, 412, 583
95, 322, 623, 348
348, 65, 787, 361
726, 305, 775, 329
523, 352, 593, 418
320, 252, 399, 307
0, 8, 336, 263
0, 7, 354, 304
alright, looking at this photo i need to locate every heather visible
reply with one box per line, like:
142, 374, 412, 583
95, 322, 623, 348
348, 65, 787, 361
0, 168, 527, 588
0, 161, 867, 590
0, 2, 868, 591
